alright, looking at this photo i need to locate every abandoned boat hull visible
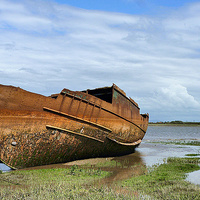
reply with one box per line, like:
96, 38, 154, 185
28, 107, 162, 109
0, 84, 149, 169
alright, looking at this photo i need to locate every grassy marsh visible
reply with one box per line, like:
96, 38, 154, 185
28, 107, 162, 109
0, 166, 120, 199
120, 157, 200, 199
0, 157, 200, 199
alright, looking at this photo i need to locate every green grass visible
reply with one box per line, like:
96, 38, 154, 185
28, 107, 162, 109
120, 157, 200, 199
0, 158, 200, 199
0, 166, 130, 199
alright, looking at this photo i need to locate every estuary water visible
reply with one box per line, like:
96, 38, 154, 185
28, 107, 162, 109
1, 125, 200, 184
140, 125, 200, 166
139, 125, 200, 185
144, 125, 200, 141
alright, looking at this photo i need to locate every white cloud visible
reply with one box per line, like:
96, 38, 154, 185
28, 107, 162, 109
158, 84, 199, 109
138, 84, 200, 122
1, 0, 200, 121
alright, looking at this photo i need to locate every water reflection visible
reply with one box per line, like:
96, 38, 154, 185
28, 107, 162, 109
15, 151, 146, 186
95, 152, 146, 186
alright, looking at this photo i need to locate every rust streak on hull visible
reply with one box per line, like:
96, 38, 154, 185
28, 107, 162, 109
0, 83, 149, 169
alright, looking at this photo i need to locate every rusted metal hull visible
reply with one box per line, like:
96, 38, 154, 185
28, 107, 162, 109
0, 84, 149, 169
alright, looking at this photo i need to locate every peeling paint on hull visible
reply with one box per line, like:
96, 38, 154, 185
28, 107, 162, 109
0, 84, 149, 169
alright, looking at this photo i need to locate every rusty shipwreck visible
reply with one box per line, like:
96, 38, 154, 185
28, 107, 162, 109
0, 84, 149, 169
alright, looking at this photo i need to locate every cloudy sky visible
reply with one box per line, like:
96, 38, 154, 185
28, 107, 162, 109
1, 0, 200, 122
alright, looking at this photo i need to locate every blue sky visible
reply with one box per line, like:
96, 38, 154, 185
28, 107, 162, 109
53, 0, 197, 14
1, 0, 200, 122
57, 0, 200, 18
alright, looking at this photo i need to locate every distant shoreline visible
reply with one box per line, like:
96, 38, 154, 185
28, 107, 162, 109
149, 122, 200, 126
